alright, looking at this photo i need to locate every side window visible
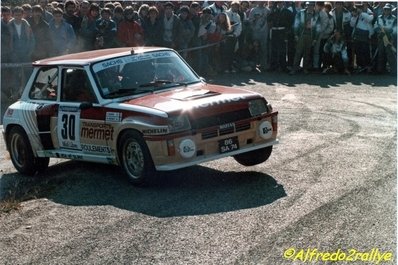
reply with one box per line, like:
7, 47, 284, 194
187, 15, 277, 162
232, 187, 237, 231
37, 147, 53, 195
29, 67, 58, 100
61, 68, 97, 103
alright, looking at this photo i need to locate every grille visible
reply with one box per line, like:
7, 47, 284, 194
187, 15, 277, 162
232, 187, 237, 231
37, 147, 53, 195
192, 109, 251, 129
194, 109, 252, 140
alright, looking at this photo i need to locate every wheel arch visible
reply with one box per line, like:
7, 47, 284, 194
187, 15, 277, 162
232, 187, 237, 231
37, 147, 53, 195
4, 124, 25, 151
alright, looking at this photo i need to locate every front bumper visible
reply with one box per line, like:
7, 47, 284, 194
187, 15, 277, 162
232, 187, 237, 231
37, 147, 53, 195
146, 114, 278, 171
154, 139, 278, 171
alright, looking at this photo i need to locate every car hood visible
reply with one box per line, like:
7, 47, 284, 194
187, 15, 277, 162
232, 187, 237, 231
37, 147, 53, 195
122, 82, 261, 118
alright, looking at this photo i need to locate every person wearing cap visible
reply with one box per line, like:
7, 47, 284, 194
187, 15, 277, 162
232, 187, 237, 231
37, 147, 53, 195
374, 3, 397, 75
161, 2, 180, 49
350, 2, 374, 73
289, 1, 321, 74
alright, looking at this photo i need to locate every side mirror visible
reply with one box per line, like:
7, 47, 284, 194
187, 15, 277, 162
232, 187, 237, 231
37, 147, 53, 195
79, 102, 93, 110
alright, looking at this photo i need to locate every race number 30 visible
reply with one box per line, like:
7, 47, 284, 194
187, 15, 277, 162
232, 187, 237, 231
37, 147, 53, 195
61, 114, 76, 140
57, 107, 81, 150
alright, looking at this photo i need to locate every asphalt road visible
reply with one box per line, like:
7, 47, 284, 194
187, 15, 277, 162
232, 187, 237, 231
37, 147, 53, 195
0, 72, 396, 265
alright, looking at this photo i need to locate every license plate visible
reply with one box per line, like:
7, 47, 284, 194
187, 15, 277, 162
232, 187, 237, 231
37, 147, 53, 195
219, 136, 239, 154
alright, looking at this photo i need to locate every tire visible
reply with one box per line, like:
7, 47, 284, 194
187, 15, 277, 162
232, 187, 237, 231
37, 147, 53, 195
7, 126, 49, 176
118, 130, 155, 185
233, 146, 273, 166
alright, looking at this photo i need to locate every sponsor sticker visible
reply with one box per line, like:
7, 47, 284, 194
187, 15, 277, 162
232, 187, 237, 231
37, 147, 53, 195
92, 51, 174, 73
81, 122, 114, 141
142, 127, 169, 135
106, 112, 122, 122
81, 144, 111, 154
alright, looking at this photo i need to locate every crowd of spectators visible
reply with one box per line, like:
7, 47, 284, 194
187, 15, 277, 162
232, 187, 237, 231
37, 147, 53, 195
1, 0, 397, 95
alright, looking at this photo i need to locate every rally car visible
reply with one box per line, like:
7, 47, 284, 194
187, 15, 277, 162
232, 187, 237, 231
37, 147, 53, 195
2, 47, 278, 184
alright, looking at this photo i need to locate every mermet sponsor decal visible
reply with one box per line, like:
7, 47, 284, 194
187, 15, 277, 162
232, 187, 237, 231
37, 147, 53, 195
81, 122, 114, 140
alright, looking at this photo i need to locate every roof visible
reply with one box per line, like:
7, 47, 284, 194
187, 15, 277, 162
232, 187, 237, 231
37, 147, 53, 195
33, 47, 170, 66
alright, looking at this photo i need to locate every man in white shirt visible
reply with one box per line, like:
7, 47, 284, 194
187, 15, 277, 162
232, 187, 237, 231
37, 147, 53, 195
350, 2, 374, 72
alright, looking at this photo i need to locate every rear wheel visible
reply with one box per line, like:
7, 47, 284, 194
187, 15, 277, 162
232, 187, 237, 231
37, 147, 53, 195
118, 130, 155, 185
233, 146, 273, 166
7, 126, 49, 175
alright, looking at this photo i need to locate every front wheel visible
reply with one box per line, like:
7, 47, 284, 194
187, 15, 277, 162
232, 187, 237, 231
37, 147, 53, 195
233, 146, 273, 166
7, 126, 49, 175
118, 130, 155, 185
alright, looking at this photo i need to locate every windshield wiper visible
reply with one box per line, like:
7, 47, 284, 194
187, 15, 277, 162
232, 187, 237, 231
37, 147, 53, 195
139, 80, 173, 88
105, 88, 137, 98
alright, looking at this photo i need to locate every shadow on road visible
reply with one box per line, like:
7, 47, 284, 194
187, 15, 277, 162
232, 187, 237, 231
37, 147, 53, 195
207, 71, 397, 88
0, 160, 286, 217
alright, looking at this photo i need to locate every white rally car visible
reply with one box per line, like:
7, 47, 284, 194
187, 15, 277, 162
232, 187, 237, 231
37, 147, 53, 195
2, 47, 278, 184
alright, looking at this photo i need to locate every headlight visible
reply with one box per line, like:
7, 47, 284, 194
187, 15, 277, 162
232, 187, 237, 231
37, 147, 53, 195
249, 99, 267, 116
168, 115, 191, 133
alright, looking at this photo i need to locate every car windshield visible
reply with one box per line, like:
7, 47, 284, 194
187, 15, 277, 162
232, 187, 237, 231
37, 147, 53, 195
92, 50, 201, 99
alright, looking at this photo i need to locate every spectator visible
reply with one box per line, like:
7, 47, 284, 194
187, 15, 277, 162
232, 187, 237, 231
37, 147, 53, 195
64, 0, 82, 38
8, 6, 35, 96
289, 2, 319, 75
1, 6, 13, 100
138, 4, 150, 25
38, 0, 53, 23
312, 2, 328, 72
248, 1, 270, 71
1, 5, 12, 24
104, 2, 116, 14
49, 7, 76, 56
161, 2, 180, 49
77, 0, 90, 19
113, 5, 124, 27
236, 0, 250, 57
21, 4, 32, 21
177, 5, 195, 59
350, 3, 374, 73
95, 8, 117, 49
286, 2, 300, 70
214, 12, 233, 72
117, 6, 144, 47
225, 1, 242, 73
197, 7, 216, 76
330, 1, 353, 69
208, 1, 227, 17
80, 3, 100, 51
9, 6, 35, 63
268, 1, 294, 72
187, 2, 202, 71
30, 5, 53, 61
322, 30, 350, 75
142, 6, 163, 46
318, 2, 335, 70
374, 4, 397, 75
